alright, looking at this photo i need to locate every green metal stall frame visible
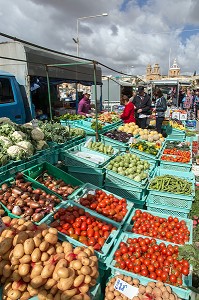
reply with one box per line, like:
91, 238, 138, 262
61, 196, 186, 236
46, 60, 100, 140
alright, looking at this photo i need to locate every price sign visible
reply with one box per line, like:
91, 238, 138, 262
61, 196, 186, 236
114, 278, 139, 300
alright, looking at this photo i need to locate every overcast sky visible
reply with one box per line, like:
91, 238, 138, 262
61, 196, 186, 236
0, 0, 199, 76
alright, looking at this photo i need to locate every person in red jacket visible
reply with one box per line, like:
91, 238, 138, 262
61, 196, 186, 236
120, 96, 136, 123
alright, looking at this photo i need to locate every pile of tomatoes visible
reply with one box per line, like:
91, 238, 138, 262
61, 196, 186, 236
114, 236, 190, 286
162, 148, 191, 163
50, 206, 116, 251
79, 190, 128, 222
131, 210, 190, 245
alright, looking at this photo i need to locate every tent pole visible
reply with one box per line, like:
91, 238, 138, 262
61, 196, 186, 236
100, 84, 102, 112
93, 61, 99, 142
108, 77, 110, 112
75, 83, 78, 113
46, 66, 53, 121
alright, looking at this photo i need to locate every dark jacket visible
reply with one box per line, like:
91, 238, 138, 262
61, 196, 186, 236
155, 96, 167, 118
132, 93, 151, 118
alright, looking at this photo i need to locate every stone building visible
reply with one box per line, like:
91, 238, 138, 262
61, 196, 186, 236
169, 58, 180, 77
146, 63, 161, 80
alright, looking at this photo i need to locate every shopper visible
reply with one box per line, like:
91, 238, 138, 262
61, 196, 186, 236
153, 89, 167, 133
120, 96, 136, 123
78, 93, 91, 117
132, 86, 151, 128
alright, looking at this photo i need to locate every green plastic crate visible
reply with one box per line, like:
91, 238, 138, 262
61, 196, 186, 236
104, 181, 146, 202
60, 119, 80, 126
101, 135, 129, 152
42, 202, 121, 264
70, 182, 134, 227
74, 119, 112, 134
147, 168, 195, 210
67, 165, 105, 187
0, 176, 63, 225
129, 144, 163, 163
166, 134, 185, 141
63, 144, 114, 168
105, 231, 192, 300
123, 208, 193, 245
23, 162, 83, 200
146, 202, 189, 218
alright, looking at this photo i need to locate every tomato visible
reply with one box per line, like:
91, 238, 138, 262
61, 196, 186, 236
169, 274, 177, 284
87, 229, 94, 238
121, 246, 128, 254
149, 272, 157, 280
182, 260, 189, 267
148, 265, 155, 272
88, 237, 96, 246
181, 267, 189, 276
134, 265, 141, 273
120, 261, 126, 269
141, 269, 149, 277
161, 271, 168, 282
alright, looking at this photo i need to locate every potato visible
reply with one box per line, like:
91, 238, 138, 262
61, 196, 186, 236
80, 266, 91, 275
27, 284, 38, 296
23, 274, 31, 283
20, 254, 32, 264
162, 291, 170, 299
3, 264, 12, 278
145, 286, 152, 294
83, 248, 92, 257
24, 238, 35, 254
45, 233, 58, 245
54, 291, 61, 300
57, 267, 69, 279
2, 216, 11, 224
79, 284, 89, 294
33, 236, 42, 247
50, 285, 58, 296
47, 245, 56, 255
57, 277, 74, 291
12, 281, 27, 292
0, 238, 13, 255
7, 289, 22, 300
10, 270, 21, 282
44, 278, 57, 290
61, 288, 78, 298
41, 252, 49, 262
10, 257, 20, 266
41, 264, 55, 279
30, 265, 43, 279
63, 242, 73, 253
67, 295, 82, 300
72, 260, 82, 270
74, 275, 85, 287
12, 243, 24, 259
18, 263, 30, 277
56, 259, 68, 269
31, 248, 42, 262
73, 246, 83, 254
0, 260, 10, 275
83, 295, 91, 300
39, 241, 50, 252
56, 245, 64, 254
106, 291, 114, 300
38, 290, 48, 300
31, 276, 47, 289
20, 291, 30, 300
2, 249, 12, 260
153, 287, 162, 298
84, 275, 92, 284
81, 257, 90, 266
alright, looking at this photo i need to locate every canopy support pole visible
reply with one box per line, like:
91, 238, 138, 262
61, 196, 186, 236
93, 61, 99, 142
108, 77, 110, 112
75, 83, 78, 113
46, 66, 53, 121
100, 84, 103, 111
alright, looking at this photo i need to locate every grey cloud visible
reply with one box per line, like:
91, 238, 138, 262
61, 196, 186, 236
110, 24, 119, 36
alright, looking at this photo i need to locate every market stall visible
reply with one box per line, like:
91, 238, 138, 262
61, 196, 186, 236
0, 116, 199, 300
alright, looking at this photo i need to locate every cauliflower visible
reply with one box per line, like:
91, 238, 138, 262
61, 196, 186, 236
0, 117, 14, 125
23, 122, 33, 129
10, 131, 27, 143
31, 128, 45, 141
16, 141, 34, 156
7, 145, 26, 160
36, 140, 49, 150
0, 136, 12, 148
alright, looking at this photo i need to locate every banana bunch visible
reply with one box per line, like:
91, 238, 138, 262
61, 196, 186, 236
170, 120, 185, 130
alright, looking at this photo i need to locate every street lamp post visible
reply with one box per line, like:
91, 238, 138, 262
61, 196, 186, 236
75, 13, 108, 56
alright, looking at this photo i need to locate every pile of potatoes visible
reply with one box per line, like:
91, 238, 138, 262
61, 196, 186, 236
0, 216, 99, 300
105, 275, 182, 300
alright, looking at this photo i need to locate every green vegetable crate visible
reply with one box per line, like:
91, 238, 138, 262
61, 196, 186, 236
147, 168, 195, 211
129, 145, 162, 164
67, 165, 105, 188
0, 176, 63, 225
166, 134, 185, 142
69, 182, 134, 228
73, 120, 112, 135
105, 232, 192, 300
22, 162, 84, 200
101, 135, 129, 152
146, 202, 190, 218
42, 202, 121, 265
63, 144, 115, 169
123, 208, 193, 245
59, 137, 86, 160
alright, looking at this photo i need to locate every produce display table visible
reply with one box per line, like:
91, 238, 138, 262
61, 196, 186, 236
0, 117, 198, 300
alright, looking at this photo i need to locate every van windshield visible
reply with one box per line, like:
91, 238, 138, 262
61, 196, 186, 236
0, 78, 15, 104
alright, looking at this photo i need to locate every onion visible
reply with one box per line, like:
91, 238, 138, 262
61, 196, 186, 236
12, 206, 22, 216
1, 183, 8, 191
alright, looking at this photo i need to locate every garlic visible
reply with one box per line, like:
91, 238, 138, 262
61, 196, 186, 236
12, 205, 22, 216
